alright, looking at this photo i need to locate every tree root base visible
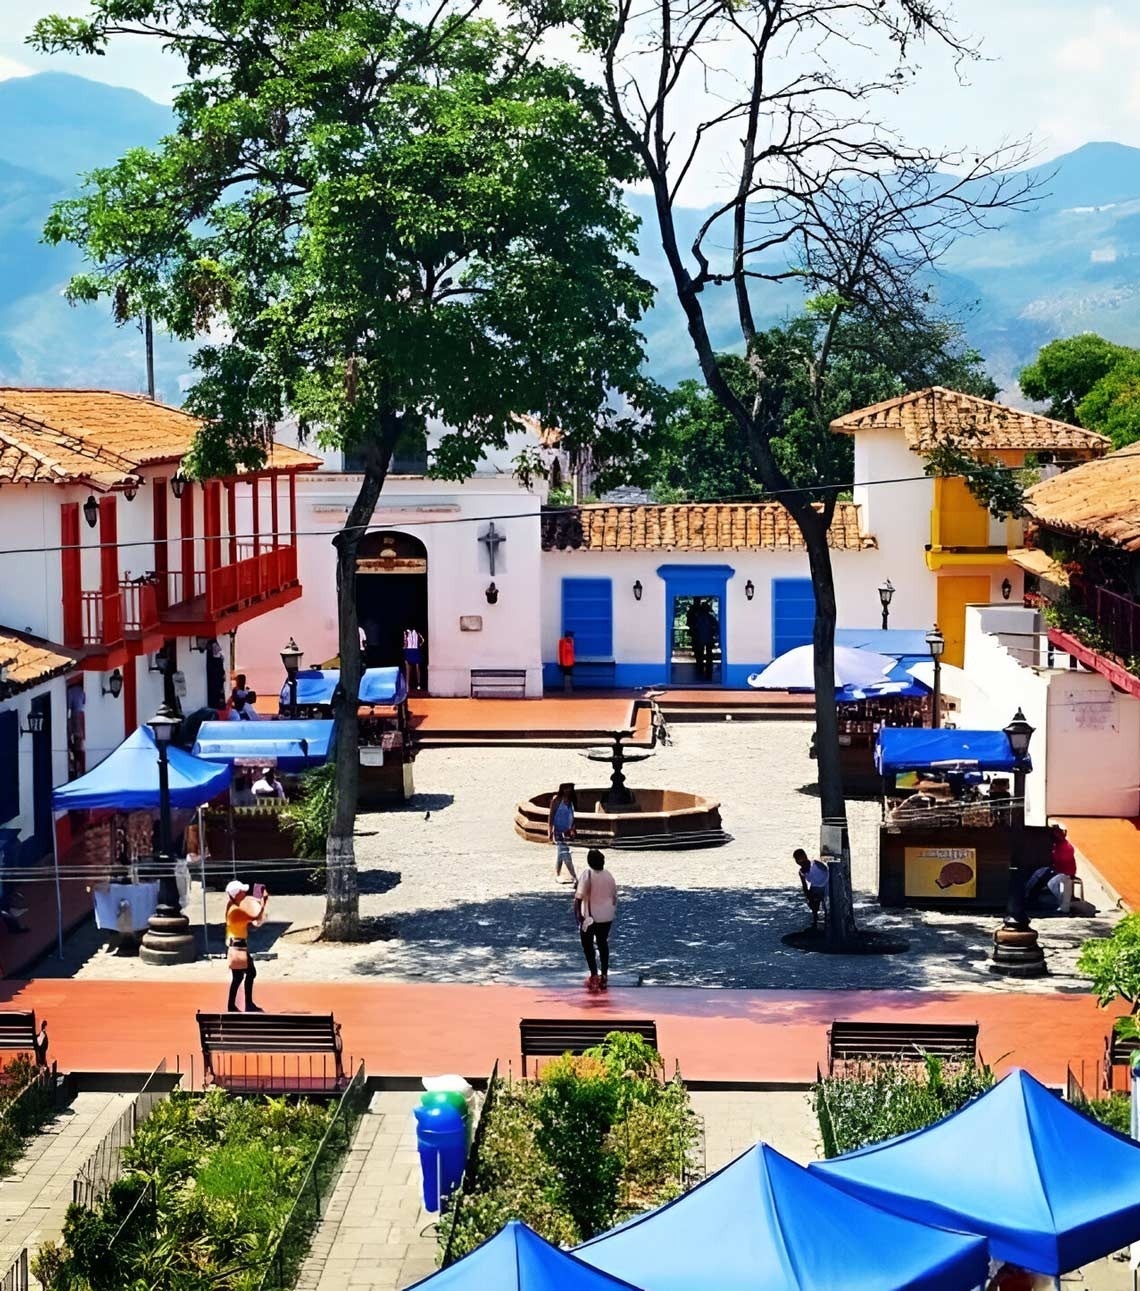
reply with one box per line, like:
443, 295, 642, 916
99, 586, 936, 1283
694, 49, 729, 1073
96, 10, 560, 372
317, 915, 398, 945
780, 927, 910, 955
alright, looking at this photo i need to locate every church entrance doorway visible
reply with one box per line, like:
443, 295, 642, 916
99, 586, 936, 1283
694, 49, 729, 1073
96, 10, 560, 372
356, 531, 429, 686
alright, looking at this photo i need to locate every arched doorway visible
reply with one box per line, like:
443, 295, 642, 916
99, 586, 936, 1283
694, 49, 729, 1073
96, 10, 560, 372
356, 531, 429, 680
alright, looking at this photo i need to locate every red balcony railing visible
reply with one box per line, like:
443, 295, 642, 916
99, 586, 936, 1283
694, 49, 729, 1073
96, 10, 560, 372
206, 545, 298, 617
1070, 575, 1140, 665
162, 569, 207, 610
80, 589, 123, 648
120, 579, 160, 636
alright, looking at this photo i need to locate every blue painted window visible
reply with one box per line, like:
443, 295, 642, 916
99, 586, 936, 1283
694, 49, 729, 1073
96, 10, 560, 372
561, 578, 613, 658
772, 578, 815, 657
0, 711, 18, 825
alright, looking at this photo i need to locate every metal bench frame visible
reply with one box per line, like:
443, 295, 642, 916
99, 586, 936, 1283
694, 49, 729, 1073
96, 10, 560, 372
196, 1011, 346, 1092
827, 1020, 978, 1074
519, 1017, 658, 1077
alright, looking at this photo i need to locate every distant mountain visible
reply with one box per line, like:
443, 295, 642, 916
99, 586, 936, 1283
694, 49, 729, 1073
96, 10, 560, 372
4, 73, 1140, 403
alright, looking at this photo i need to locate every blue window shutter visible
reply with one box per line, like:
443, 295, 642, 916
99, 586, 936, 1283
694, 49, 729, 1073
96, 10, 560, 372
0, 711, 18, 825
561, 579, 613, 658
772, 578, 815, 657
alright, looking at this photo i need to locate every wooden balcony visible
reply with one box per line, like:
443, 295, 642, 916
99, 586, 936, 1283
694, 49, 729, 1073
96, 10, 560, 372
160, 545, 301, 636
80, 589, 122, 649
1049, 576, 1140, 700
120, 578, 164, 655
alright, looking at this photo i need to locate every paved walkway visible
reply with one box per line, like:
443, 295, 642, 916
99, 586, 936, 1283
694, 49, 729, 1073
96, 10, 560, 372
296, 1091, 437, 1291
0, 1091, 133, 1285
0, 978, 1126, 1089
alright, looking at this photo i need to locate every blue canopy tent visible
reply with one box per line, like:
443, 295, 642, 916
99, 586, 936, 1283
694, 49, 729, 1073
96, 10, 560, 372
875, 727, 1029, 775
52, 725, 232, 811
836, 629, 932, 657
836, 678, 928, 704
409, 1221, 647, 1291
192, 719, 334, 773
813, 1068, 1140, 1275
278, 667, 407, 710
575, 1143, 988, 1291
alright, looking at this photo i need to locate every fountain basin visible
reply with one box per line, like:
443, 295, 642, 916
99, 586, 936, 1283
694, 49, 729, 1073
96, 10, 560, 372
515, 788, 727, 850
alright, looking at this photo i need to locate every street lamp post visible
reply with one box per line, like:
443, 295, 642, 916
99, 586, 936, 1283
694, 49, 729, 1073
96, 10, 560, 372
281, 638, 303, 717
925, 624, 945, 729
991, 708, 1046, 977
139, 703, 197, 965
878, 579, 895, 631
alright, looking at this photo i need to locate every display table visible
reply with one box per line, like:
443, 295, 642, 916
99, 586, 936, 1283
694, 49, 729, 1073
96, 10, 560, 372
92, 882, 160, 932
878, 824, 1052, 910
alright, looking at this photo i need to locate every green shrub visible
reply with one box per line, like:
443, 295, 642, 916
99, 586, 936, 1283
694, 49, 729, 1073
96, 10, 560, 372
283, 763, 335, 860
814, 1055, 995, 1158
1081, 1092, 1131, 1135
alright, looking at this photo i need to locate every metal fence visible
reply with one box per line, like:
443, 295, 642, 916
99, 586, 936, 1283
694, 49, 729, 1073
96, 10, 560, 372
257, 1061, 370, 1291
440, 1060, 499, 1269
0, 1249, 26, 1291
72, 1059, 171, 1210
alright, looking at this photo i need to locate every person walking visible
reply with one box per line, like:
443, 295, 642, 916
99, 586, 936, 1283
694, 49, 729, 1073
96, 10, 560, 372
225, 879, 268, 1012
575, 849, 618, 991
403, 625, 425, 690
548, 783, 577, 883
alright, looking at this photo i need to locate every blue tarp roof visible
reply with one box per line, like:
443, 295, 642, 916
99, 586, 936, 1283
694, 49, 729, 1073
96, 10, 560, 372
836, 629, 933, 657
875, 727, 1028, 774
409, 1221, 646, 1291
575, 1143, 988, 1291
837, 678, 928, 703
52, 726, 232, 811
279, 667, 406, 708
813, 1068, 1140, 1275
192, 719, 334, 772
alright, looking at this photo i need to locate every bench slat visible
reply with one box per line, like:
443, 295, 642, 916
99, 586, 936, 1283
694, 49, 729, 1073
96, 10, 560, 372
0, 1011, 48, 1065
197, 1011, 345, 1092
828, 1020, 977, 1073
519, 1018, 657, 1076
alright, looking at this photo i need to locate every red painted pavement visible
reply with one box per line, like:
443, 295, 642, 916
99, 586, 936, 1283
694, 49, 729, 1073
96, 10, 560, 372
0, 978, 1121, 1090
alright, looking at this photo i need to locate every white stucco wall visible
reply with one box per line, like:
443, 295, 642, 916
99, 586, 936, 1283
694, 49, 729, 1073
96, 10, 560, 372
0, 678, 69, 846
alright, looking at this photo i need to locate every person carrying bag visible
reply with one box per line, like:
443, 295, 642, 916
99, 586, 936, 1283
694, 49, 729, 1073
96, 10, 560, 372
225, 880, 268, 1012
573, 849, 618, 994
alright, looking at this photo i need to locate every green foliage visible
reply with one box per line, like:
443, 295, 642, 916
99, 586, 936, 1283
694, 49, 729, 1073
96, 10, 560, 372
38, 1090, 335, 1291
0, 1058, 57, 1177
1078, 913, 1140, 1010
814, 1055, 996, 1158
439, 1034, 702, 1260
1075, 353, 1140, 449
283, 763, 335, 861
1019, 334, 1133, 421
1082, 1092, 1132, 1135
32, 0, 657, 481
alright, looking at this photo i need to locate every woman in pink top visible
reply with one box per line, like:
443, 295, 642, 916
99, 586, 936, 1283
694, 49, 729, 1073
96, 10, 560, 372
574, 848, 618, 992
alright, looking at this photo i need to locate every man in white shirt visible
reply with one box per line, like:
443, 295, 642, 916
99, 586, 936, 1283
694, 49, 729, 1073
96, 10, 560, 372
252, 767, 286, 799
575, 849, 618, 992
794, 848, 828, 930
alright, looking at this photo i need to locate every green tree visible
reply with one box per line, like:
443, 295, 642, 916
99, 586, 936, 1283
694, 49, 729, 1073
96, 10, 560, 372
1075, 353, 1140, 449
1018, 334, 1132, 422
1078, 913, 1140, 1023
35, 0, 653, 938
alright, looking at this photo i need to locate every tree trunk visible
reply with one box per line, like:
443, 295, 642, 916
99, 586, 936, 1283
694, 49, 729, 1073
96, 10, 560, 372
322, 424, 398, 941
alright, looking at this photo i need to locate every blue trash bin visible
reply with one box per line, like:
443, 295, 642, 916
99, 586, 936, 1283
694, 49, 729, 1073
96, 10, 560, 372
415, 1103, 467, 1212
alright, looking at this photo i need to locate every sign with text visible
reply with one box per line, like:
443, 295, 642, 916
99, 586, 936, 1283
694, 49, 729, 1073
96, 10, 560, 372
904, 846, 977, 899
356, 557, 427, 574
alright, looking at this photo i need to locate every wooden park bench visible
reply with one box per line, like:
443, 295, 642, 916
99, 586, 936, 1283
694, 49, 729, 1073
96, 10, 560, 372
0, 1011, 49, 1067
471, 668, 527, 698
197, 1012, 346, 1094
1103, 1028, 1140, 1091
827, 1020, 978, 1074
520, 1018, 657, 1077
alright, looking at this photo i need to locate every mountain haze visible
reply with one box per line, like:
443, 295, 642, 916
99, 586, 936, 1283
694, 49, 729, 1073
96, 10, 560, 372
2, 74, 1140, 399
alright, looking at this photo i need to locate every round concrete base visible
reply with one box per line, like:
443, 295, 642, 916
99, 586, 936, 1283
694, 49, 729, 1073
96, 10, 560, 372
515, 788, 728, 850
140, 916, 197, 966
989, 925, 1048, 977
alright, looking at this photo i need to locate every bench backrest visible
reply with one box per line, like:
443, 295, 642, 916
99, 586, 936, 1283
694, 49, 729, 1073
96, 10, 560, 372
1108, 1030, 1140, 1066
829, 1021, 978, 1068
197, 1012, 341, 1054
519, 1018, 658, 1075
0, 1011, 40, 1049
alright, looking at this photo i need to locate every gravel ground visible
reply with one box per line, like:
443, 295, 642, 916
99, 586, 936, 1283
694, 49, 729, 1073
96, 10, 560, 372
43, 720, 1120, 990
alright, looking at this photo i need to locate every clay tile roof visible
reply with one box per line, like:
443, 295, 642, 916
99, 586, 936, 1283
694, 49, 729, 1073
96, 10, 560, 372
541, 501, 875, 552
830, 386, 1110, 456
1023, 442, 1140, 552
0, 388, 321, 488
0, 627, 79, 694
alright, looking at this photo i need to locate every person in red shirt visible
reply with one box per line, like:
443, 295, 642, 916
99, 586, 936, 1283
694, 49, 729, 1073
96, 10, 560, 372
1047, 821, 1078, 914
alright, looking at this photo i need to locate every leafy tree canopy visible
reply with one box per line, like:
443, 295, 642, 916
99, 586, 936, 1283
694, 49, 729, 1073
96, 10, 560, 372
1074, 353, 1140, 450
647, 299, 995, 502
1018, 334, 1133, 423
33, 0, 656, 480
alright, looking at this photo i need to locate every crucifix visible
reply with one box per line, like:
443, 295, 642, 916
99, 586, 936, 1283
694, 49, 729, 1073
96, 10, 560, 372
479, 522, 506, 575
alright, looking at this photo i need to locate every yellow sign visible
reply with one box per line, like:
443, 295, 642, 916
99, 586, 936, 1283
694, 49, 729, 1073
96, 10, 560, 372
356, 557, 427, 574
904, 846, 977, 899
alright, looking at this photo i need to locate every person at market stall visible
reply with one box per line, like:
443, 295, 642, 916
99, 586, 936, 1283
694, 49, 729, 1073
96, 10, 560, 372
225, 879, 268, 1012
793, 848, 828, 929
252, 767, 286, 800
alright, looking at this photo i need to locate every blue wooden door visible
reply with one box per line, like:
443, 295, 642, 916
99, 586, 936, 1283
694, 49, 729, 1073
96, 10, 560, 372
772, 578, 815, 657
561, 578, 613, 658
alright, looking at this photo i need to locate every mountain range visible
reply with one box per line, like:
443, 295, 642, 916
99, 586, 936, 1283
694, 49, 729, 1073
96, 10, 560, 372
3, 72, 1140, 400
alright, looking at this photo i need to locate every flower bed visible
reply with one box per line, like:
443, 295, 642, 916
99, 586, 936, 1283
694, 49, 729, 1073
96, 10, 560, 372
439, 1032, 703, 1262
34, 1091, 336, 1291
814, 1055, 995, 1158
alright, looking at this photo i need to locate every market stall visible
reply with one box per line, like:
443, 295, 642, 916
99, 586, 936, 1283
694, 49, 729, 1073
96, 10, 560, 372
875, 727, 1050, 910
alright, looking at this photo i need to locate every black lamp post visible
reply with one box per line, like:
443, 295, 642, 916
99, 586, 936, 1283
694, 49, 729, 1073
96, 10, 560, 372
991, 708, 1046, 976
925, 624, 945, 729
139, 703, 196, 965
281, 637, 303, 717
878, 579, 895, 630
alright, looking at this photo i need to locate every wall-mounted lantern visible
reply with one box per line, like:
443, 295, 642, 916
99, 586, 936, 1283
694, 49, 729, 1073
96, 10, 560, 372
83, 495, 99, 529
485, 582, 499, 605
123, 481, 138, 502
744, 579, 755, 601
102, 668, 124, 699
1001, 578, 1012, 601
633, 580, 643, 602
170, 474, 187, 499
19, 710, 46, 738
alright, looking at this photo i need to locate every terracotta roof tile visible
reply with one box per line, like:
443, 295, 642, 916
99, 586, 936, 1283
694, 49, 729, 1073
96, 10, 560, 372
830, 387, 1110, 456
541, 501, 875, 553
0, 627, 79, 694
0, 388, 321, 489
1024, 442, 1140, 552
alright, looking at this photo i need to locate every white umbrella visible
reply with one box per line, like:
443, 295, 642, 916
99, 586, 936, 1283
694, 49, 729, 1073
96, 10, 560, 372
747, 644, 896, 691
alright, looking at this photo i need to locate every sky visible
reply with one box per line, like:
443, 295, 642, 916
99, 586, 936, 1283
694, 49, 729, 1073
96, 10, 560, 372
3, 0, 1139, 184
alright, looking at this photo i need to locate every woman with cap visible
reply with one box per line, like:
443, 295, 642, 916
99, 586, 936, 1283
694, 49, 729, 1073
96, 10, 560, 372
225, 880, 268, 1012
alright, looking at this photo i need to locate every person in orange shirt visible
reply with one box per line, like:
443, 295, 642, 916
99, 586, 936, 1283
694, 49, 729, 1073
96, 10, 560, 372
225, 880, 268, 1012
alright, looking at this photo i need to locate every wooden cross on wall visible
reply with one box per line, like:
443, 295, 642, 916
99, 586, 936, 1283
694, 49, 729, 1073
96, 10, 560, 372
479, 522, 506, 575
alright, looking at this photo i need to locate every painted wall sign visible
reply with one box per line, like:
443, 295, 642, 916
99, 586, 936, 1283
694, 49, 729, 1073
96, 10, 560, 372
356, 558, 428, 574
904, 845, 977, 898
